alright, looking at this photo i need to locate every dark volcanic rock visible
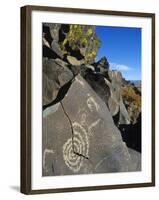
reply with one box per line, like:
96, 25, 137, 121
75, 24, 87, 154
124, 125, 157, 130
43, 58, 73, 106
119, 100, 131, 125
43, 45, 61, 60
84, 72, 110, 105
95, 143, 131, 173
119, 113, 141, 152
107, 71, 130, 125
108, 70, 123, 83
43, 23, 61, 42
43, 23, 70, 59
67, 55, 84, 66
51, 40, 64, 59
43, 25, 53, 47
43, 24, 64, 59
64, 43, 85, 60
128, 148, 141, 171
42, 75, 136, 176
83, 69, 130, 125
93, 56, 109, 74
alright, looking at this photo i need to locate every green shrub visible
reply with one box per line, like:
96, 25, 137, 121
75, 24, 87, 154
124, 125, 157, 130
60, 25, 101, 64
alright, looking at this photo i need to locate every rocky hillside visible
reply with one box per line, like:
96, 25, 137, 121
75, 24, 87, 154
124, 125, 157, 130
42, 23, 141, 176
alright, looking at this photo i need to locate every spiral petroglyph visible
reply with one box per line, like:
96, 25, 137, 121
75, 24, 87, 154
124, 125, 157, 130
63, 122, 89, 172
63, 137, 82, 172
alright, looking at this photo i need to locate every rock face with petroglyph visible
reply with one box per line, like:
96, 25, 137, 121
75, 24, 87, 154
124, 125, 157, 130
42, 75, 139, 176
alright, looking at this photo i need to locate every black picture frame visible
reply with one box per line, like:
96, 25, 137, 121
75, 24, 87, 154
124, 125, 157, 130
21, 5, 155, 194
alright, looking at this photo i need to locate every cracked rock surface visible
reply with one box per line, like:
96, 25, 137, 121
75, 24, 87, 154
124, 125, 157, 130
42, 75, 140, 176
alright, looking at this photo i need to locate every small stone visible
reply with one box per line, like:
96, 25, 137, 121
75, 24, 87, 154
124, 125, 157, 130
67, 55, 84, 66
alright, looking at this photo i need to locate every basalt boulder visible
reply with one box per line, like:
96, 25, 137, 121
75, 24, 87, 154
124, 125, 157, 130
43, 58, 73, 106
93, 56, 109, 74
83, 68, 130, 125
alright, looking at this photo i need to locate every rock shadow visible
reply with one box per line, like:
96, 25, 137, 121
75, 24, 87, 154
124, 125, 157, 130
119, 113, 141, 153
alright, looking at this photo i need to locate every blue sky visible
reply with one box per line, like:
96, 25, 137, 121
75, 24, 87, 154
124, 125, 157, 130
95, 26, 141, 80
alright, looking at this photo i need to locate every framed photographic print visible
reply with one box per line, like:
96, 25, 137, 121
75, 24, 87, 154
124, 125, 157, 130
21, 5, 155, 194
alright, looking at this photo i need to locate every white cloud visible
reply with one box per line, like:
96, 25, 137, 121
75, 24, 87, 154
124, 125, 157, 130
110, 62, 131, 71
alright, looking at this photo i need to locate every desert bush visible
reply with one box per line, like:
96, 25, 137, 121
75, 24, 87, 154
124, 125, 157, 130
60, 25, 101, 64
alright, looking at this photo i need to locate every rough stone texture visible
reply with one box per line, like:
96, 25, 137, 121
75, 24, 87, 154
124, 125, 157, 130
128, 148, 141, 171
42, 23, 70, 60
94, 56, 109, 74
67, 55, 84, 66
42, 36, 51, 48
43, 23, 61, 42
51, 40, 64, 58
119, 100, 131, 125
84, 72, 110, 106
83, 69, 130, 125
42, 22, 140, 126
108, 70, 123, 84
43, 73, 59, 106
107, 71, 130, 125
119, 113, 141, 152
42, 75, 136, 176
95, 143, 130, 173
43, 58, 73, 106
85, 65, 95, 71
107, 71, 122, 116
